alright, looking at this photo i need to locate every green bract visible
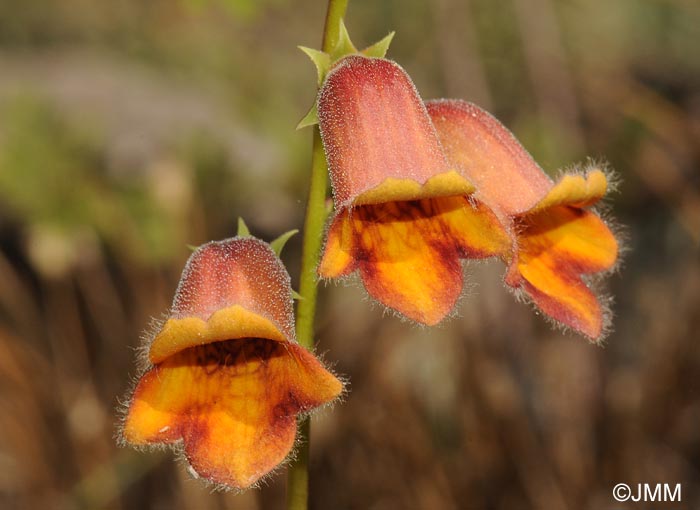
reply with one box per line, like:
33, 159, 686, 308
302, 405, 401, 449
297, 19, 395, 129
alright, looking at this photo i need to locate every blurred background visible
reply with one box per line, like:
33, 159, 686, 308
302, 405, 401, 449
0, 0, 698, 509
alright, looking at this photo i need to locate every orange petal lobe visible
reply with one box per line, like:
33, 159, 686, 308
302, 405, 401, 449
124, 339, 342, 489
342, 197, 509, 325
319, 211, 357, 278
436, 196, 512, 258
149, 238, 295, 361
352, 201, 462, 325
426, 99, 553, 215
318, 56, 454, 208
511, 206, 618, 339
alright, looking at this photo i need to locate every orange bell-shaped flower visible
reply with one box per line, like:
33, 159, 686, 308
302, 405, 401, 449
122, 237, 343, 489
427, 100, 619, 340
317, 55, 511, 325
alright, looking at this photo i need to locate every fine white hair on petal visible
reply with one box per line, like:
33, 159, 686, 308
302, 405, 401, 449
318, 55, 452, 209
169, 236, 296, 342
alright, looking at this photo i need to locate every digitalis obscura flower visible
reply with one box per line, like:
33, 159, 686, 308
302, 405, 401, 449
317, 55, 511, 325
427, 100, 619, 340
121, 237, 343, 489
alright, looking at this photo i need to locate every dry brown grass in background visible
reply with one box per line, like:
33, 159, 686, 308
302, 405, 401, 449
0, 0, 698, 508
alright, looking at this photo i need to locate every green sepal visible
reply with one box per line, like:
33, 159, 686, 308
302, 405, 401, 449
329, 19, 358, 61
291, 290, 304, 301
297, 19, 396, 130
186, 244, 199, 252
237, 217, 251, 237
296, 103, 319, 130
298, 46, 331, 86
362, 31, 395, 58
270, 229, 299, 256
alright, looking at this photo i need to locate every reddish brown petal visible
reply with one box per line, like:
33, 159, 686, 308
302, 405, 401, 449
149, 238, 294, 362
319, 56, 474, 208
124, 339, 343, 489
426, 99, 552, 215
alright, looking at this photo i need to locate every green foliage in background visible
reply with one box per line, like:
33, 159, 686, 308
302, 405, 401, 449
0, 97, 184, 264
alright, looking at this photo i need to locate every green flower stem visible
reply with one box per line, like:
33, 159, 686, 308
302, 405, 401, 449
320, 0, 350, 54
294, 129, 331, 353
286, 1, 348, 509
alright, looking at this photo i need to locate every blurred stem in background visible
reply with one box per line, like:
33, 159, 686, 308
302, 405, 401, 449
285, 1, 348, 509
